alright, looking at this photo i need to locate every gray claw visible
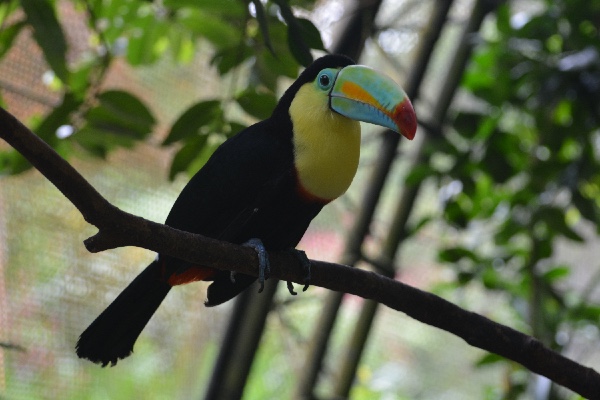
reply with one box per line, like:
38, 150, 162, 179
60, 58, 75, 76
243, 238, 270, 293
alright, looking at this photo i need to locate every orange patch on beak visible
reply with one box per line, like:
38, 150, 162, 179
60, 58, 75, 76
339, 81, 416, 139
340, 81, 381, 108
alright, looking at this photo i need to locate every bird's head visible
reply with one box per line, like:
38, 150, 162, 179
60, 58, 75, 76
275, 54, 417, 141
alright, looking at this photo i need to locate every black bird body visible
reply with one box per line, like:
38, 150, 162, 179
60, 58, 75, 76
76, 54, 416, 366
163, 118, 324, 303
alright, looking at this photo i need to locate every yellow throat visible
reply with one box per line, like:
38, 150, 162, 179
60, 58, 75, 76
289, 83, 361, 201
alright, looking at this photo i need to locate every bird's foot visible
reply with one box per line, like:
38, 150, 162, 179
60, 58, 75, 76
286, 249, 311, 295
243, 238, 270, 293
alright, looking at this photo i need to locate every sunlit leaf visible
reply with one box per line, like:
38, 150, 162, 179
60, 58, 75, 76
165, 0, 245, 17
178, 9, 240, 49
169, 28, 196, 64
126, 16, 169, 65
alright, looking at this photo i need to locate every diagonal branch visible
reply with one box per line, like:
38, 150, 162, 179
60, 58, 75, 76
1, 106, 599, 398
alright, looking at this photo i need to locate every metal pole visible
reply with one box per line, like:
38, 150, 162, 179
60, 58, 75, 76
330, 0, 504, 397
203, 280, 279, 400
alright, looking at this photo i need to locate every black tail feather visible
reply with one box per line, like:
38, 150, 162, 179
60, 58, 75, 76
76, 260, 171, 366
205, 272, 256, 307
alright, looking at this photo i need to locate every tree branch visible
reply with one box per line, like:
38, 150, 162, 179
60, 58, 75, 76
1, 106, 599, 398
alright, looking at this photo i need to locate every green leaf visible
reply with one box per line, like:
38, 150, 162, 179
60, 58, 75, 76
457, 271, 475, 285
462, 48, 497, 92
34, 92, 82, 142
211, 45, 253, 75
453, 112, 482, 139
495, 3, 512, 35
405, 164, 437, 185
495, 218, 525, 244
1, 92, 81, 173
438, 246, 480, 263
444, 199, 469, 228
274, 0, 317, 66
79, 91, 155, 152
126, 15, 169, 65
186, 139, 222, 177
92, 90, 156, 138
169, 28, 195, 64
476, 353, 505, 367
20, 0, 69, 82
0, 20, 25, 59
542, 266, 570, 283
163, 100, 222, 145
74, 127, 134, 157
226, 122, 248, 137
0, 150, 31, 175
255, 22, 300, 87
236, 88, 277, 120
0, 0, 20, 24
572, 190, 597, 223
178, 9, 240, 49
408, 215, 433, 236
98, 91, 155, 123
169, 135, 209, 180
164, 0, 245, 17
571, 304, 600, 322
482, 268, 505, 290
552, 99, 573, 126
293, 18, 325, 51
482, 132, 516, 183
286, 23, 313, 67
534, 207, 585, 243
252, 0, 274, 54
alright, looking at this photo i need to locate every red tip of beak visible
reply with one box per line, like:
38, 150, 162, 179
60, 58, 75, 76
393, 98, 417, 140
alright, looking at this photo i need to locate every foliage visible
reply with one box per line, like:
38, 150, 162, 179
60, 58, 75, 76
0, 0, 325, 177
420, 0, 600, 397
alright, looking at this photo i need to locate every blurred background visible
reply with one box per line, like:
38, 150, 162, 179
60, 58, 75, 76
1, 0, 599, 398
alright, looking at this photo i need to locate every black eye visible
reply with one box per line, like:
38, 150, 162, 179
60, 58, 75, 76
319, 74, 330, 87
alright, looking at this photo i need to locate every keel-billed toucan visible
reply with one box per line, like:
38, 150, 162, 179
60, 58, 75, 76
76, 54, 416, 366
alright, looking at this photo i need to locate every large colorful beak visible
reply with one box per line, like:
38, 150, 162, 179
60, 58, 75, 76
329, 65, 417, 140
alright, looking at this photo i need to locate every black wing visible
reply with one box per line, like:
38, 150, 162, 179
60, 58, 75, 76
164, 119, 294, 243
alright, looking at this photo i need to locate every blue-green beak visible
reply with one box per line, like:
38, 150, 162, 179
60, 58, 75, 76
329, 65, 416, 140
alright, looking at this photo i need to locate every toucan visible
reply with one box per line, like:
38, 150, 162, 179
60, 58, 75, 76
76, 54, 416, 366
